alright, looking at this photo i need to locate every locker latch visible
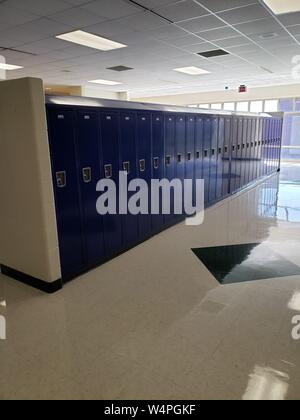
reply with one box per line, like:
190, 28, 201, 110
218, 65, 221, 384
104, 164, 112, 179
187, 152, 192, 161
177, 154, 182, 163
196, 151, 200, 159
82, 167, 92, 183
165, 155, 171, 166
56, 171, 66, 188
153, 157, 159, 169
139, 159, 146, 172
123, 161, 130, 174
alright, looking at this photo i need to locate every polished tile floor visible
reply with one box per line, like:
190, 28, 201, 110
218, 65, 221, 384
1, 162, 300, 400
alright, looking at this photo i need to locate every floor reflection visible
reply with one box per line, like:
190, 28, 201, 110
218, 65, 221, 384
243, 366, 289, 401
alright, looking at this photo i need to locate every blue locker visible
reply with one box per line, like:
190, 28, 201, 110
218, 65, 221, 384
245, 117, 252, 185
230, 117, 238, 194
249, 118, 256, 183
119, 112, 139, 245
258, 118, 264, 179
76, 110, 105, 268
151, 113, 164, 232
186, 116, 196, 208
235, 118, 243, 191
100, 111, 123, 257
241, 118, 248, 188
175, 115, 186, 220
47, 108, 84, 280
253, 119, 259, 181
216, 117, 224, 201
164, 115, 176, 225
209, 116, 218, 203
203, 117, 212, 206
195, 116, 204, 186
137, 113, 152, 238
222, 117, 231, 198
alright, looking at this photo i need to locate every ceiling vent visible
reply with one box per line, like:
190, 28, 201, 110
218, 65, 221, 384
197, 49, 229, 58
107, 65, 133, 72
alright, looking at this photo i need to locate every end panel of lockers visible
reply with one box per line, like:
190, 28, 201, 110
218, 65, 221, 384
151, 113, 165, 232
119, 112, 139, 245
137, 113, 152, 238
76, 110, 105, 268
100, 111, 123, 257
47, 107, 84, 280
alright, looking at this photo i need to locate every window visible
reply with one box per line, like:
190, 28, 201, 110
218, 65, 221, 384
224, 102, 235, 111
279, 99, 294, 112
187, 104, 198, 108
250, 101, 263, 113
211, 103, 222, 110
236, 102, 249, 112
264, 100, 278, 112
295, 99, 300, 112
199, 104, 210, 109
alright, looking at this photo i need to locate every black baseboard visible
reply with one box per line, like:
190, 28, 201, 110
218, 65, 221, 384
0, 265, 62, 294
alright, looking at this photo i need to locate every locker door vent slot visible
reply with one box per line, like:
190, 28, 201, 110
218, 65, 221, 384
104, 164, 112, 179
82, 167, 92, 183
139, 159, 146, 172
123, 161, 130, 174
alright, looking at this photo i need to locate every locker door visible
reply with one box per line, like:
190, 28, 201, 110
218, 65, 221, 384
119, 112, 139, 245
209, 116, 218, 203
164, 115, 176, 224
230, 117, 238, 194
137, 113, 152, 238
152, 113, 164, 232
236, 118, 244, 190
216, 117, 224, 201
250, 119, 256, 182
241, 118, 248, 188
195, 116, 204, 186
186, 116, 195, 208
76, 110, 105, 268
222, 117, 231, 198
203, 117, 212, 206
175, 115, 186, 220
266, 119, 271, 175
258, 118, 264, 179
100, 111, 122, 257
245, 117, 252, 185
253, 118, 260, 181
47, 107, 84, 280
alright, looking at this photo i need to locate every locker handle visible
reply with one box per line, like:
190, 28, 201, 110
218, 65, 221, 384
204, 150, 208, 158
187, 152, 192, 161
196, 151, 200, 159
237, 145, 241, 150
82, 167, 92, 184
177, 154, 182, 163
123, 161, 130, 174
211, 149, 215, 156
139, 159, 146, 172
56, 171, 66, 188
242, 144, 245, 149
153, 157, 159, 169
247, 143, 250, 148
232, 145, 235, 152
224, 146, 228, 153
104, 164, 112, 179
165, 155, 171, 166
218, 148, 222, 155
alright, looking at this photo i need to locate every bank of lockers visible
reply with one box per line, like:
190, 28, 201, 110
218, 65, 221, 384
46, 103, 283, 282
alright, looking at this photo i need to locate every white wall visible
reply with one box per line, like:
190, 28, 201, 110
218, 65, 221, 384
82, 86, 130, 101
135, 83, 300, 106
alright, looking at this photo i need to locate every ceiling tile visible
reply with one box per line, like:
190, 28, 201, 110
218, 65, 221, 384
155, 0, 209, 23
4, 0, 71, 16
178, 14, 224, 33
50, 6, 106, 27
195, 0, 259, 13
81, 0, 141, 19
217, 4, 270, 25
199, 26, 240, 41
0, 4, 38, 25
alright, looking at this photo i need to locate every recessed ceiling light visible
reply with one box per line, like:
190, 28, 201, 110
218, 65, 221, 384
56, 30, 127, 51
262, 0, 300, 15
88, 79, 122, 86
173, 66, 210, 75
0, 63, 23, 70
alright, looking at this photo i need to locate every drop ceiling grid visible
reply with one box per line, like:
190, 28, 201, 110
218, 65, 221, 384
0, 0, 298, 96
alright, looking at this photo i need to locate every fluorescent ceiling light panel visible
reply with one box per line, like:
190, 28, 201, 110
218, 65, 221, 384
0, 63, 23, 70
262, 0, 300, 15
88, 79, 122, 86
56, 30, 127, 51
173, 66, 210, 75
